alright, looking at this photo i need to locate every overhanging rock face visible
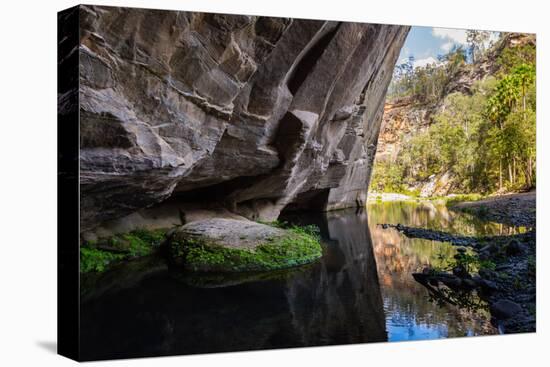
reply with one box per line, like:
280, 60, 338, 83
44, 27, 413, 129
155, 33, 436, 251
74, 5, 409, 230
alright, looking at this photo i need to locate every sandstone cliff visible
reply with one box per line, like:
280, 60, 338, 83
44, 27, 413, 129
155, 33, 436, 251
69, 5, 409, 231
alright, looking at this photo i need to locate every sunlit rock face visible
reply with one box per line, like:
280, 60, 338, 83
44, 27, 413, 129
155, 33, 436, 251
74, 5, 409, 230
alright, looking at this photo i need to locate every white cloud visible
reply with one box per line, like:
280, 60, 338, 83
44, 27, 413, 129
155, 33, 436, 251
440, 41, 454, 53
413, 56, 438, 68
432, 28, 468, 45
434, 28, 500, 54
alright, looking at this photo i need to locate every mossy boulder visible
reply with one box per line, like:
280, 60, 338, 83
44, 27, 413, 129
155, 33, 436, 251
169, 218, 322, 272
80, 228, 168, 273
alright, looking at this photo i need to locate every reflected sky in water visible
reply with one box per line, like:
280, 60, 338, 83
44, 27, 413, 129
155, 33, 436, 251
367, 201, 504, 341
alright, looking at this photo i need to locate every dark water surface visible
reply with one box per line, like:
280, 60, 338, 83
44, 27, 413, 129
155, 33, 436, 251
81, 201, 522, 360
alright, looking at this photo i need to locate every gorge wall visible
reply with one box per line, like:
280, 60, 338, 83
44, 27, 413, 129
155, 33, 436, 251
70, 5, 409, 231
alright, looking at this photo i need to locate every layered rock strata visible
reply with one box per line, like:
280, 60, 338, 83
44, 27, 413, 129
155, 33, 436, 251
74, 5, 409, 231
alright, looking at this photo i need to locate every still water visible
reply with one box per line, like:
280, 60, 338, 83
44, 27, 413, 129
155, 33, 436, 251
81, 201, 521, 360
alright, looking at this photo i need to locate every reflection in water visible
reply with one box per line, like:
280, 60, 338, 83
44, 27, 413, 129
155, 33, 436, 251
81, 210, 386, 360
367, 200, 529, 236
367, 201, 499, 341
80, 202, 504, 360
284, 211, 387, 347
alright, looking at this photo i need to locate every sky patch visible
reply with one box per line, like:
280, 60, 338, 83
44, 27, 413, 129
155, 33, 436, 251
398, 26, 499, 68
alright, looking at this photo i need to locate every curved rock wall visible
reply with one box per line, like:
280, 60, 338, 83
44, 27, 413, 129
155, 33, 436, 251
76, 5, 409, 230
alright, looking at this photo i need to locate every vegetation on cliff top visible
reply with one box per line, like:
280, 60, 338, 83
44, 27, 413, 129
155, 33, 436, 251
371, 33, 536, 195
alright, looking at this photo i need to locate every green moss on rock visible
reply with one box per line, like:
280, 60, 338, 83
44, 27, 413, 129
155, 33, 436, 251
80, 228, 168, 273
170, 225, 323, 273
80, 247, 127, 273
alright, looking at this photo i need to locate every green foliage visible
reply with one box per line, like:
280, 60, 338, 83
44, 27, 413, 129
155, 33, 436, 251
80, 247, 126, 273
129, 228, 167, 246
291, 224, 321, 241
373, 40, 536, 195
171, 225, 323, 272
452, 251, 479, 273
497, 43, 536, 74
478, 259, 496, 271
369, 160, 409, 193
432, 248, 495, 275
484, 63, 536, 190
387, 47, 467, 103
486, 64, 535, 126
258, 220, 321, 240
80, 228, 168, 273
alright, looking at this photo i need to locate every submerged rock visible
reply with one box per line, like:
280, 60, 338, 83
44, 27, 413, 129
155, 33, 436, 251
490, 299, 523, 319
168, 218, 322, 272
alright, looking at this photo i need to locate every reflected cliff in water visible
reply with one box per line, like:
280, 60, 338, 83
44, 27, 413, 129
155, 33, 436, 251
80, 202, 507, 360
284, 211, 387, 347
80, 209, 387, 360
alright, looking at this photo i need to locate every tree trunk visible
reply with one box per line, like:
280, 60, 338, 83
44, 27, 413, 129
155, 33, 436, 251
499, 160, 503, 190
513, 157, 516, 184
527, 157, 533, 187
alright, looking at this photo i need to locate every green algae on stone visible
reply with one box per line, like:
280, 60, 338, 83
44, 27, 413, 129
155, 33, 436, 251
80, 247, 127, 273
169, 219, 323, 272
99, 228, 167, 256
80, 228, 169, 273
